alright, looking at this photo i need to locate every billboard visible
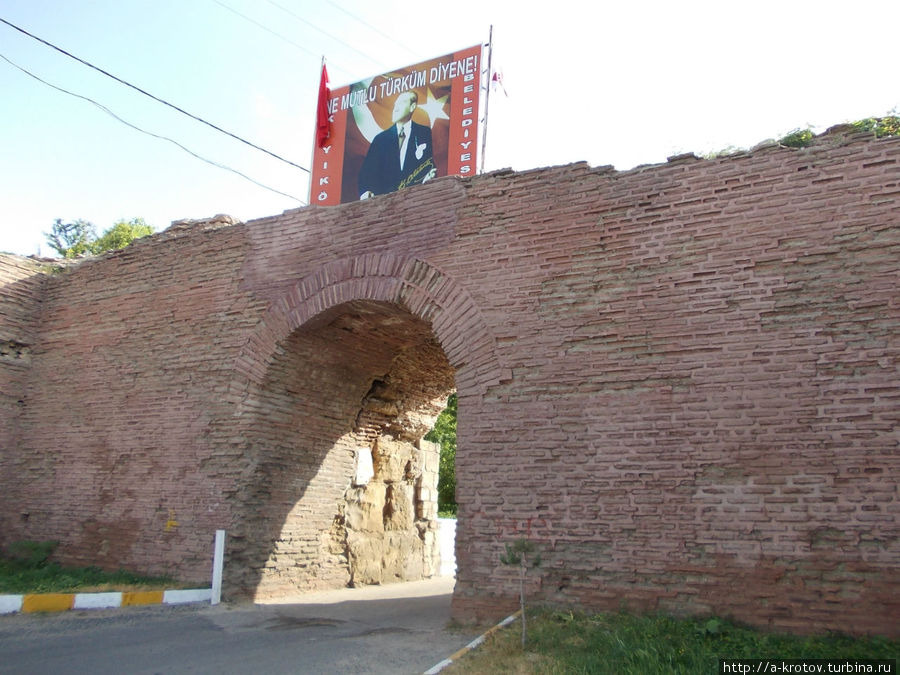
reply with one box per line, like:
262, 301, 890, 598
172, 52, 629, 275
311, 44, 482, 205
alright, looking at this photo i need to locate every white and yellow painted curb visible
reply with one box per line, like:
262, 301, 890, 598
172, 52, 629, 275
0, 588, 212, 615
1, 530, 227, 616
423, 610, 521, 674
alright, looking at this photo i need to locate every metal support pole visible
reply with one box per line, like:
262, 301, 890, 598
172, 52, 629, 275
479, 25, 494, 175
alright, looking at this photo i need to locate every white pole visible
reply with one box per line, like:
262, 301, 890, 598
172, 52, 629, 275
211, 529, 225, 605
479, 25, 494, 175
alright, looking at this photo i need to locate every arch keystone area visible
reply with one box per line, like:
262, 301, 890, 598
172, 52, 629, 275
234, 254, 508, 396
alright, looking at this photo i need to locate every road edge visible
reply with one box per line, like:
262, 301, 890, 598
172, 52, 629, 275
0, 588, 212, 614
423, 610, 521, 674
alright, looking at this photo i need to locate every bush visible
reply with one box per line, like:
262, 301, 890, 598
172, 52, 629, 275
4, 540, 58, 567
850, 115, 900, 138
779, 128, 815, 148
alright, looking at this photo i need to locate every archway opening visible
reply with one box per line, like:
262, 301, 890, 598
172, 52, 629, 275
229, 299, 456, 599
424, 393, 458, 577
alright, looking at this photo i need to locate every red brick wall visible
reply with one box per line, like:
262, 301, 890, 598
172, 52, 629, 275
0, 255, 48, 513
0, 131, 897, 635
0, 223, 257, 581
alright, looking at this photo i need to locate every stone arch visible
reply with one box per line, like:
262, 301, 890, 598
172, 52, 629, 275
221, 254, 506, 597
232, 254, 507, 398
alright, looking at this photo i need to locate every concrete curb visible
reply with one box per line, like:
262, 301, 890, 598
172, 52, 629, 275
423, 610, 521, 674
0, 588, 212, 614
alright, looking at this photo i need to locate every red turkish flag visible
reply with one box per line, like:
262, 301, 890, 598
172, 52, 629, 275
316, 64, 331, 148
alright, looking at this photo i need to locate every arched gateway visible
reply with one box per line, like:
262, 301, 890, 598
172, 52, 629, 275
220, 254, 504, 597
1, 132, 898, 636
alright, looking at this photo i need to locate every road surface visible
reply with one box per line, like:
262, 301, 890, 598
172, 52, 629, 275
0, 577, 479, 674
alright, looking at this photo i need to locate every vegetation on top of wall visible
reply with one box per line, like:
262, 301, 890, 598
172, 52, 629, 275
703, 113, 900, 157
849, 114, 900, 138
778, 128, 816, 148
44, 217, 154, 259
778, 115, 900, 148
779, 115, 900, 148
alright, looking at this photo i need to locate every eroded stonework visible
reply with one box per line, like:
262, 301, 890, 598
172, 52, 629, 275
339, 437, 440, 586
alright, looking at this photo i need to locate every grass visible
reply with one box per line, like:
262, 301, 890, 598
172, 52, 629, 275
444, 608, 899, 674
0, 541, 184, 594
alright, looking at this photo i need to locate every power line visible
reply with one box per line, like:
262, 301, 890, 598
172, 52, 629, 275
0, 52, 306, 204
210, 0, 320, 59
322, 0, 420, 60
0, 16, 310, 175
210, 0, 364, 81
262, 0, 389, 71
213, 0, 421, 83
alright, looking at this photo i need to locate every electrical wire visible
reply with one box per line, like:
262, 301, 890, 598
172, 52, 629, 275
210, 0, 356, 81
262, 0, 389, 71
210, 0, 320, 59
0, 52, 306, 204
0, 16, 310, 175
322, 0, 420, 60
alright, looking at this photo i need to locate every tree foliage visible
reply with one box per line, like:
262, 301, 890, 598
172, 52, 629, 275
44, 217, 154, 258
44, 219, 97, 258
779, 114, 900, 149
702, 113, 900, 158
92, 218, 154, 253
425, 393, 457, 515
850, 114, 900, 138
778, 128, 815, 148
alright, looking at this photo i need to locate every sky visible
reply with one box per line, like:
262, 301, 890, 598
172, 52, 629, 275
1, 0, 898, 257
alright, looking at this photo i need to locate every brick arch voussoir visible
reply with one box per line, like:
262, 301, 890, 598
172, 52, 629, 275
232, 254, 508, 402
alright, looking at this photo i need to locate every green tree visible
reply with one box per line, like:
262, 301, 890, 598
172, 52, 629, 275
90, 218, 154, 253
425, 393, 457, 515
500, 538, 542, 648
44, 217, 154, 258
44, 219, 97, 258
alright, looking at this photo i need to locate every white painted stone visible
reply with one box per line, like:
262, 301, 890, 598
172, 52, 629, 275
164, 588, 212, 604
0, 595, 23, 614
74, 592, 122, 609
438, 517, 457, 577
354, 446, 374, 486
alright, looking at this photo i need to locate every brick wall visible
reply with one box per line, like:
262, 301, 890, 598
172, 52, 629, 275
0, 255, 48, 516
447, 134, 899, 636
0, 130, 897, 635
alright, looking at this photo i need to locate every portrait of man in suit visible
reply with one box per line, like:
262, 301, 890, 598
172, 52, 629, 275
358, 90, 437, 199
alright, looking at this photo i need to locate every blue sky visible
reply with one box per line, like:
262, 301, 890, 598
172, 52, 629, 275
2, 0, 897, 257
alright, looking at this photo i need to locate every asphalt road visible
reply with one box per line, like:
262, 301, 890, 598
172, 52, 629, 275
0, 577, 479, 675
